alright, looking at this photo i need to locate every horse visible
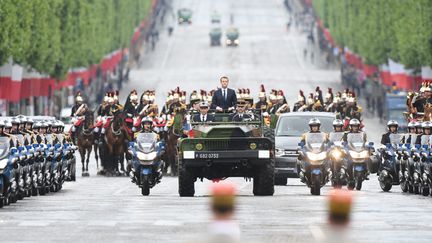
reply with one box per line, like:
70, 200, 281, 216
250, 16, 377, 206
164, 109, 187, 176
77, 111, 99, 176
103, 112, 128, 176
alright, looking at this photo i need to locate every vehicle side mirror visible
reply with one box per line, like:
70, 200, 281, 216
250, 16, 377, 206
386, 143, 391, 149
405, 144, 411, 149
369, 142, 374, 147
298, 142, 304, 147
423, 144, 428, 149
398, 143, 403, 147
128, 142, 134, 148
18, 146, 24, 152
415, 144, 421, 149
55, 144, 61, 149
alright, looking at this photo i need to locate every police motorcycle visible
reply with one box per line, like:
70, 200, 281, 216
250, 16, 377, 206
55, 121, 76, 183
44, 126, 63, 192
400, 122, 422, 193
396, 142, 412, 193
0, 137, 20, 207
128, 132, 165, 196
298, 132, 330, 196
328, 121, 348, 188
377, 133, 402, 192
345, 132, 374, 191
15, 133, 35, 198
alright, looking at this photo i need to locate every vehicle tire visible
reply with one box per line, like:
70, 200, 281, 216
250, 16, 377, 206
253, 177, 259, 195
10, 194, 17, 203
347, 181, 355, 190
274, 175, 287, 186
355, 174, 363, 191
400, 178, 409, 192
0, 198, 3, 208
414, 185, 420, 194
32, 187, 38, 196
38, 187, 46, 195
311, 175, 321, 196
379, 180, 392, 192
254, 159, 275, 196
408, 185, 414, 193
71, 161, 76, 181
263, 126, 275, 148
421, 186, 429, 196
141, 178, 150, 196
178, 160, 195, 197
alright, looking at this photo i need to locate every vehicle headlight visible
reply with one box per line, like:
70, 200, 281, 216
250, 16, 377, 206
349, 150, 369, 159
226, 39, 232, 44
234, 39, 239, 44
137, 151, 157, 161
0, 159, 8, 169
306, 152, 327, 161
250, 143, 257, 150
331, 150, 341, 160
275, 148, 284, 157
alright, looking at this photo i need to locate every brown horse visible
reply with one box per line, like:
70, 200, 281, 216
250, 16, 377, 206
77, 111, 99, 176
103, 112, 127, 176
164, 110, 187, 176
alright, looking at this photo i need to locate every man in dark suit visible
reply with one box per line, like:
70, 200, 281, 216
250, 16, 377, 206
211, 76, 237, 112
193, 102, 215, 122
229, 100, 252, 122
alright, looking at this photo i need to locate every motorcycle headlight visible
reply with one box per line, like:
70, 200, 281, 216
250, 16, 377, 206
306, 152, 327, 161
331, 149, 342, 160
136, 151, 157, 161
349, 150, 369, 159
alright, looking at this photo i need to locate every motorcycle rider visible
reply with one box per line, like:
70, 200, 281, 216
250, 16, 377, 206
416, 121, 432, 145
300, 118, 328, 144
329, 119, 345, 144
70, 92, 88, 143
404, 121, 417, 145
380, 120, 401, 145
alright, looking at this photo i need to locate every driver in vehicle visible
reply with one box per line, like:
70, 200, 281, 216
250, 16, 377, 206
229, 100, 252, 122
193, 102, 215, 122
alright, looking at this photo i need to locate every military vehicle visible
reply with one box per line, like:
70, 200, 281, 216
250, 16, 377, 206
178, 8, 192, 24
226, 27, 239, 46
178, 110, 275, 197
209, 27, 222, 46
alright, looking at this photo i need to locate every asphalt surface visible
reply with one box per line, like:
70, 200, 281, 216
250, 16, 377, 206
1, 0, 432, 242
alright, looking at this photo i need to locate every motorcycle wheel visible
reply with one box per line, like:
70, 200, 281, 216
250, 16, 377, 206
408, 185, 414, 193
32, 187, 38, 196
421, 186, 430, 196
347, 181, 355, 190
141, 182, 150, 196
400, 180, 408, 193
355, 176, 363, 191
310, 176, 321, 196
0, 197, 3, 208
379, 180, 392, 192
414, 185, 420, 194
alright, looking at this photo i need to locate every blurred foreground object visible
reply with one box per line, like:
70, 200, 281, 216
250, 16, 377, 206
208, 182, 241, 243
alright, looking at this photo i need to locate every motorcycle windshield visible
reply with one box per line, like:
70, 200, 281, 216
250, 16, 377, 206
16, 134, 25, 146
56, 134, 64, 144
421, 135, 430, 146
347, 133, 365, 152
136, 133, 157, 153
305, 133, 326, 153
389, 134, 402, 147
45, 134, 53, 144
0, 137, 10, 159
329, 132, 344, 144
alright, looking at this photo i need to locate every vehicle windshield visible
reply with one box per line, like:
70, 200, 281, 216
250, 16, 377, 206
305, 133, 326, 153
329, 132, 344, 144
0, 137, 10, 159
136, 133, 157, 153
389, 134, 402, 146
347, 133, 365, 151
276, 115, 334, 136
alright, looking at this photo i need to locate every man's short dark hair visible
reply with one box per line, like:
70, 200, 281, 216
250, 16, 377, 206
220, 76, 229, 82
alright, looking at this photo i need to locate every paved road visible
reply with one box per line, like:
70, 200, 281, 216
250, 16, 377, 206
1, 0, 431, 242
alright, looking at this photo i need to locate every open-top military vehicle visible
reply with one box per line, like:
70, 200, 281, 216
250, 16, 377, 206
178, 110, 275, 197
178, 8, 192, 24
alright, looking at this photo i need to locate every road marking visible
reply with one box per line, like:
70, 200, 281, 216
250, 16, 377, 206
309, 225, 326, 241
153, 220, 183, 226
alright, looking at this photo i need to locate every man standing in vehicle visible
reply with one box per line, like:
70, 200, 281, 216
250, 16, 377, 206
211, 76, 237, 112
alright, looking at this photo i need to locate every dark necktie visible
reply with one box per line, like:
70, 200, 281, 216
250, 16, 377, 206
223, 90, 226, 101
202, 115, 205, 121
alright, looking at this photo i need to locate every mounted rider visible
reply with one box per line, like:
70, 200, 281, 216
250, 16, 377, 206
71, 92, 89, 143
94, 92, 110, 144
124, 90, 140, 134
293, 90, 307, 112
99, 91, 124, 144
